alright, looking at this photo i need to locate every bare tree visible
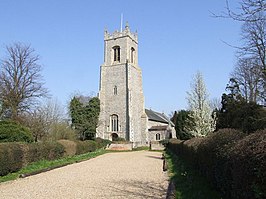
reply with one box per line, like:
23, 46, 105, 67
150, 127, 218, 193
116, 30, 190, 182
0, 43, 48, 120
233, 17, 266, 103
231, 57, 264, 102
219, 0, 266, 22
218, 0, 266, 104
21, 99, 65, 142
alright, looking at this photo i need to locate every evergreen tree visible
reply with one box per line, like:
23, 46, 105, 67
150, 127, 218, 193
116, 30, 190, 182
69, 96, 100, 140
216, 79, 266, 133
171, 110, 194, 140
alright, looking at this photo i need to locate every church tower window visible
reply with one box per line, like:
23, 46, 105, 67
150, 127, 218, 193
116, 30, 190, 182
131, 47, 135, 63
156, 133, 161, 141
113, 46, 120, 62
114, 86, 117, 95
110, 114, 119, 132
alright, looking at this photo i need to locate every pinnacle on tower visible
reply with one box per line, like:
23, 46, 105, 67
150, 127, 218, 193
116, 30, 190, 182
125, 21, 129, 29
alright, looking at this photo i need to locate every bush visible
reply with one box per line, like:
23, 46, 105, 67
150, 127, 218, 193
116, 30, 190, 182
230, 130, 266, 199
46, 123, 77, 141
0, 139, 104, 176
196, 129, 245, 197
57, 139, 77, 156
94, 137, 111, 149
0, 143, 27, 176
27, 142, 65, 163
75, 140, 97, 155
167, 129, 266, 199
112, 137, 126, 142
0, 120, 33, 143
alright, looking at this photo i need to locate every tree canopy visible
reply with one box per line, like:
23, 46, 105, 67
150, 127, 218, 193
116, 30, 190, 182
216, 79, 266, 133
171, 110, 194, 140
186, 72, 216, 137
69, 96, 100, 140
0, 43, 48, 121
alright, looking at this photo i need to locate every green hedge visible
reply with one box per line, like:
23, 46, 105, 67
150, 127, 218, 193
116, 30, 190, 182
94, 137, 111, 149
0, 138, 111, 176
0, 121, 33, 143
167, 129, 266, 199
0, 143, 25, 176
27, 142, 65, 163
75, 140, 97, 155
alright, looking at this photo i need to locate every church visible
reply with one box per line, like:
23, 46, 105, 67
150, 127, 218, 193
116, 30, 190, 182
96, 23, 176, 147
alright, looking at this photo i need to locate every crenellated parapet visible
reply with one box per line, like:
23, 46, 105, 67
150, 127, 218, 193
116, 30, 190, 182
104, 22, 138, 42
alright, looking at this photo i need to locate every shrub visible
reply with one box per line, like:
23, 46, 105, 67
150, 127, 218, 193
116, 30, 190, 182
27, 142, 65, 163
0, 142, 27, 176
0, 120, 33, 143
94, 137, 111, 149
230, 130, 266, 199
46, 123, 77, 141
57, 139, 77, 156
75, 140, 97, 155
0, 139, 104, 177
112, 137, 126, 142
167, 129, 266, 199
196, 129, 245, 197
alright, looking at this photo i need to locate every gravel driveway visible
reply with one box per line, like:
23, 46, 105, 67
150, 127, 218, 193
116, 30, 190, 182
0, 151, 169, 199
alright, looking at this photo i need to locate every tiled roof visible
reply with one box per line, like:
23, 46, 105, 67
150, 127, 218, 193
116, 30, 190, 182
145, 109, 174, 126
148, 125, 168, 131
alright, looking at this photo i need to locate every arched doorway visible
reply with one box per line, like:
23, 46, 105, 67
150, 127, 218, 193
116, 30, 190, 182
111, 133, 118, 141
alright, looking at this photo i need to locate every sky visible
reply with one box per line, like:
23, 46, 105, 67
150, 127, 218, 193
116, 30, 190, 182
0, 0, 242, 115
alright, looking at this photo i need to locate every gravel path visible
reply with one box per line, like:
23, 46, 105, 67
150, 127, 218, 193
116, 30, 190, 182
0, 151, 169, 199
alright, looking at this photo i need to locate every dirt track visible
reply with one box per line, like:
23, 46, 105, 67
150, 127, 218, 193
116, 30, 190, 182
0, 151, 169, 199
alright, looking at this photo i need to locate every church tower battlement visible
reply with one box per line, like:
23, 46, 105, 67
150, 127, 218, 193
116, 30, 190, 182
104, 23, 138, 42
102, 22, 139, 67
96, 22, 147, 146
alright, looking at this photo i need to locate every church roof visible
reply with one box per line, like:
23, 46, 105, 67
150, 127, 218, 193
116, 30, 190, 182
148, 125, 168, 131
145, 109, 175, 126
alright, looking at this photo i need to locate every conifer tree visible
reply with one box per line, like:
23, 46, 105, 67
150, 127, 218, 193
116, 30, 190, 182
69, 96, 100, 140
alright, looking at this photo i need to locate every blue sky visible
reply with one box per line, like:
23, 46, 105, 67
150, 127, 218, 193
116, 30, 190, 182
0, 0, 242, 114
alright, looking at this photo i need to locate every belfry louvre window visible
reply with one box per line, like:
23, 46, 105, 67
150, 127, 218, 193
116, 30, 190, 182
111, 114, 119, 132
131, 47, 135, 63
113, 46, 120, 62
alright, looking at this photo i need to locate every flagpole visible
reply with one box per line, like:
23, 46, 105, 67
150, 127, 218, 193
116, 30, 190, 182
120, 13, 123, 32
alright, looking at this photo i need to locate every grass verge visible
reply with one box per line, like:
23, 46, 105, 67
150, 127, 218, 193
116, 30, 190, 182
133, 146, 150, 151
0, 149, 106, 183
165, 149, 222, 199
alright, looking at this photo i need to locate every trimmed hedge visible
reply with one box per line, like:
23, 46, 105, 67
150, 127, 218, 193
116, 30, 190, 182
0, 143, 25, 176
94, 137, 111, 149
27, 142, 65, 163
167, 129, 266, 199
0, 121, 33, 143
0, 138, 111, 176
57, 139, 77, 156
75, 140, 97, 155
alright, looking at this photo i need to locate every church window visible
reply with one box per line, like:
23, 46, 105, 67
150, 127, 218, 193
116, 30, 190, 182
131, 47, 135, 63
113, 46, 120, 62
114, 86, 117, 95
156, 133, 161, 141
111, 114, 119, 132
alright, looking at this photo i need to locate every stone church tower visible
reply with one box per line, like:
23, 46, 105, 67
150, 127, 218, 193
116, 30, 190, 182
96, 23, 147, 146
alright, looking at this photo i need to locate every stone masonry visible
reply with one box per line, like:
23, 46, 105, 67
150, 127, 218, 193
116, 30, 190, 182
96, 23, 148, 146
